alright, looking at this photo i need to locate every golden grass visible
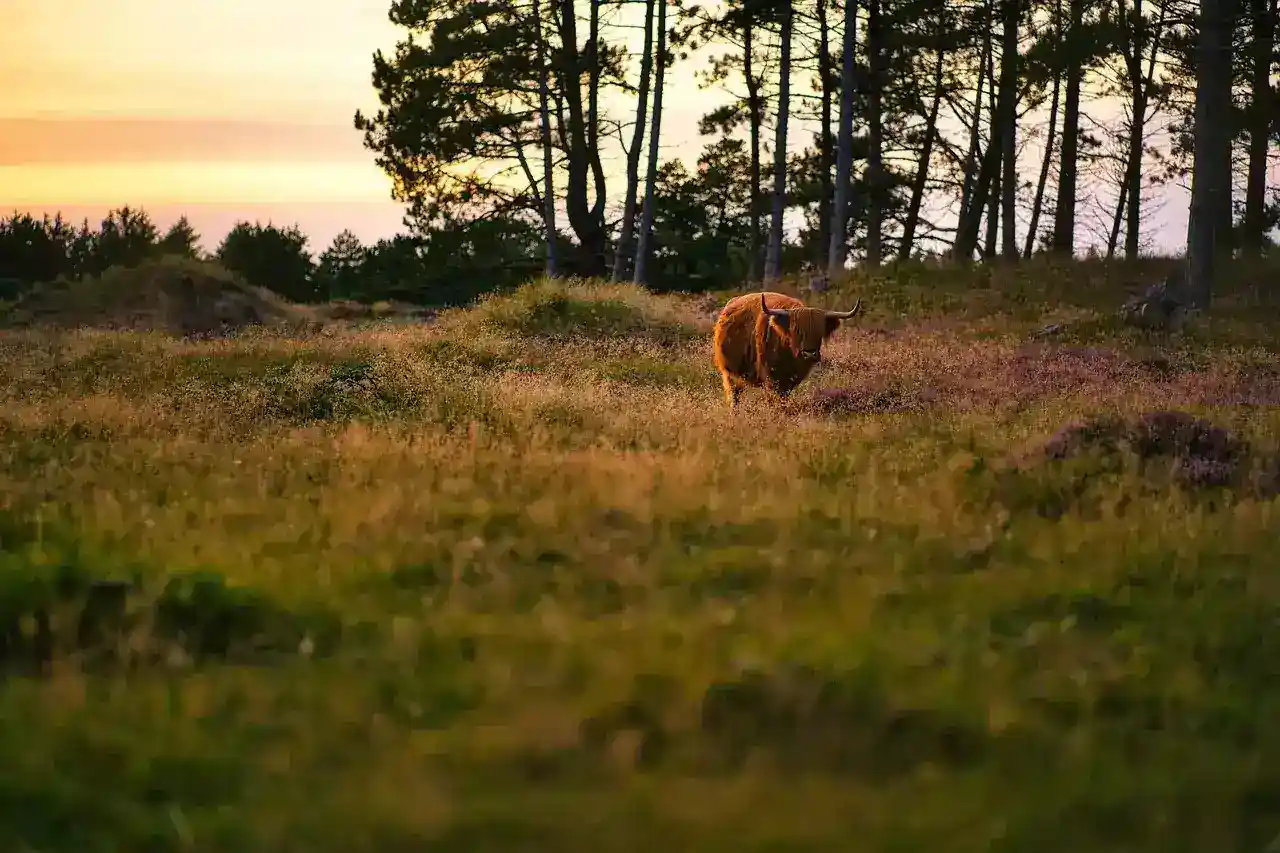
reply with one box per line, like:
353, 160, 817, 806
3, 262, 1280, 851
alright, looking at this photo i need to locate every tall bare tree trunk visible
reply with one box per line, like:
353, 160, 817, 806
634, 0, 667, 285
557, 0, 609, 275
955, 25, 1005, 260
817, 0, 835, 262
957, 0, 993, 229
746, 14, 764, 281
998, 0, 1020, 260
612, 0, 656, 281
1244, 0, 1277, 254
866, 0, 885, 266
534, 0, 558, 277
1105, 0, 1140, 259
1106, 176, 1129, 259
827, 0, 859, 276
587, 0, 607, 237
1115, 0, 1167, 259
1025, 0, 1061, 259
984, 169, 1000, 258
1187, 0, 1235, 308
1122, 84, 1148, 258
1051, 0, 1084, 256
901, 42, 948, 258
958, 0, 995, 226
1211, 0, 1238, 256
955, 142, 1000, 259
765, 2, 793, 281
985, 33, 1001, 260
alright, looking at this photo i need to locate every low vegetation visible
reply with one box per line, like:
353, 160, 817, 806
1, 256, 308, 336
2, 257, 1280, 851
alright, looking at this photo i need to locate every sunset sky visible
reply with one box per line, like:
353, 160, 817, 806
3, 0, 1194, 255
1, 1, 398, 249
1, 0, 719, 253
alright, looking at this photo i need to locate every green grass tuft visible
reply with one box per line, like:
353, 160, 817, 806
453, 276, 703, 343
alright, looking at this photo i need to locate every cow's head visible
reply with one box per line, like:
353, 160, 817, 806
761, 292, 862, 364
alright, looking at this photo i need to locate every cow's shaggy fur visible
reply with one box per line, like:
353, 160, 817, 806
713, 291, 861, 409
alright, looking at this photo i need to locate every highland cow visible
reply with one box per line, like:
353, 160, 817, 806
713, 291, 863, 409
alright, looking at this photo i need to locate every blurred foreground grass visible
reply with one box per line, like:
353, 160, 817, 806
3, 257, 1280, 852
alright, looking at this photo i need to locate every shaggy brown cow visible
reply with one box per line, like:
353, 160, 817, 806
712, 290, 862, 409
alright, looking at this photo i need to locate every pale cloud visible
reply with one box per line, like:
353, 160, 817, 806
2, 162, 393, 205
0, 118, 371, 165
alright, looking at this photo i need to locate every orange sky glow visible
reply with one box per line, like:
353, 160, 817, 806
1, 0, 407, 248
1, 0, 720, 252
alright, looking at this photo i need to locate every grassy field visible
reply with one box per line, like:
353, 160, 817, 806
3, 257, 1280, 851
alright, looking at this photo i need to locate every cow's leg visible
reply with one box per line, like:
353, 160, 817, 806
721, 373, 744, 409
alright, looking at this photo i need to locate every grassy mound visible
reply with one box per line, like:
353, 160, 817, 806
446, 276, 704, 343
1, 255, 310, 336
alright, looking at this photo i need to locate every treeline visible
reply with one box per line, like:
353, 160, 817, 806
356, 0, 1251, 302
0, 207, 547, 307
8, 0, 1253, 307
1, 173, 822, 306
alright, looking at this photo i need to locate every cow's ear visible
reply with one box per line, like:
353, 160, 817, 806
770, 311, 791, 332
824, 315, 842, 337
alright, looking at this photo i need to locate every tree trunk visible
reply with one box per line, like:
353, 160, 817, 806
953, 22, 1005, 260
817, 0, 834, 262
1244, 0, 1277, 254
1124, 0, 1166, 259
1051, 0, 1084, 256
634, 0, 667, 285
557, 0, 609, 275
746, 15, 764, 282
1210, 0, 1239, 256
534, 0, 558, 277
1025, 0, 1061, 259
1106, 174, 1129, 259
985, 29, 1002, 261
612, 0, 656, 281
999, 0, 1020, 260
958, 0, 995, 227
1121, 108, 1146, 259
984, 166, 1000, 258
827, 0, 859, 276
1106, 0, 1142, 260
587, 0, 607, 233
765, 2, 793, 281
953, 137, 1001, 259
901, 43, 948, 258
866, 0, 885, 266
1187, 0, 1235, 309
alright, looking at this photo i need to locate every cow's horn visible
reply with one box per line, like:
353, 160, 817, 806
825, 298, 862, 320
761, 291, 787, 317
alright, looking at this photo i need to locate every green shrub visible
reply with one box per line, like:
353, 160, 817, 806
455, 277, 701, 343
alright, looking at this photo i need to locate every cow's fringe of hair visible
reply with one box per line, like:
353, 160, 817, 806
761, 307, 831, 355
789, 310, 832, 351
